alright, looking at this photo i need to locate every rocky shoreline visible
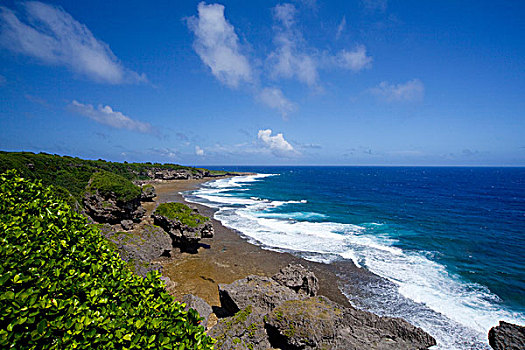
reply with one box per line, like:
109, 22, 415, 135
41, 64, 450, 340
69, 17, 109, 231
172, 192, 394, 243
88, 176, 524, 349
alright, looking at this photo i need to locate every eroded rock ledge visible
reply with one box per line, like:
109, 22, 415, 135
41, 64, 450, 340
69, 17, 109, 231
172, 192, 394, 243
488, 321, 525, 350
152, 202, 214, 253
208, 264, 437, 350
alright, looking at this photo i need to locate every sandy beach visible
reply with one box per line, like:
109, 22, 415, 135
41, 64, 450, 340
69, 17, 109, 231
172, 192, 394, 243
151, 178, 363, 312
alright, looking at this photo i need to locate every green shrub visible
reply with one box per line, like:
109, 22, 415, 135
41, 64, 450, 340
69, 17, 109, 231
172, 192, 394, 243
0, 171, 214, 349
154, 203, 209, 228
0, 151, 211, 205
87, 171, 141, 202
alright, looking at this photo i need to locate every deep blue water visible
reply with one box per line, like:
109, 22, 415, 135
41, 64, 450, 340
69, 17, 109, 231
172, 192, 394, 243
186, 166, 525, 349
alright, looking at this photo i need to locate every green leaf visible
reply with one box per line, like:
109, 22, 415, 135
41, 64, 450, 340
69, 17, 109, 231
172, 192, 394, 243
0, 170, 215, 349
37, 319, 47, 334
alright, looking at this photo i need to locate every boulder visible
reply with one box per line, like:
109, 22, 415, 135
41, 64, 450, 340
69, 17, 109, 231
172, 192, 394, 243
213, 266, 436, 350
265, 296, 437, 350
140, 184, 156, 201
104, 225, 173, 277
489, 321, 525, 350
120, 219, 133, 230
83, 190, 145, 224
208, 306, 271, 350
218, 275, 302, 316
181, 294, 213, 327
152, 213, 214, 253
272, 263, 319, 296
160, 276, 178, 294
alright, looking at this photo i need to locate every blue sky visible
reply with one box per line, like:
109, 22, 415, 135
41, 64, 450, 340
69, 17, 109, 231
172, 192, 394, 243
0, 0, 523, 166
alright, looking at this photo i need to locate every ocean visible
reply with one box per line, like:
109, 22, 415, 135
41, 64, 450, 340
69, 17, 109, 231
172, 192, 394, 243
184, 166, 525, 349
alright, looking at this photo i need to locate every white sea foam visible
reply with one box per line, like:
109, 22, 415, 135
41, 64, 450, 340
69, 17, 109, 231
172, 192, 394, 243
206, 173, 278, 189
187, 173, 525, 349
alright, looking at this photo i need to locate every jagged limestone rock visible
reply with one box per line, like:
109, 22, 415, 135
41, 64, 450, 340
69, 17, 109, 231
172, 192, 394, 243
265, 296, 436, 350
182, 294, 213, 327
152, 203, 213, 253
272, 263, 319, 297
489, 321, 525, 350
218, 275, 302, 316
208, 306, 271, 350
140, 184, 156, 201
213, 265, 436, 350
103, 225, 172, 277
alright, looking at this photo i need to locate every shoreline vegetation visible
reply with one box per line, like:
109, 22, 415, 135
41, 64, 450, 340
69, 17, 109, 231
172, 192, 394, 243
1, 151, 523, 349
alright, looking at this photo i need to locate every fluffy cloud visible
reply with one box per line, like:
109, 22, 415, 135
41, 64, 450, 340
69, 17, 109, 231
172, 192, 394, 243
268, 3, 319, 87
69, 100, 156, 134
258, 87, 296, 119
257, 129, 297, 157
369, 79, 424, 102
185, 2, 373, 118
334, 45, 372, 71
186, 2, 252, 88
185, 2, 299, 118
268, 3, 372, 87
195, 145, 205, 156
0, 2, 146, 84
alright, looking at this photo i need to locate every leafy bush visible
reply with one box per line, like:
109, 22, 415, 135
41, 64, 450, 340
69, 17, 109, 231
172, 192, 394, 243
154, 203, 209, 228
0, 171, 214, 349
87, 171, 141, 202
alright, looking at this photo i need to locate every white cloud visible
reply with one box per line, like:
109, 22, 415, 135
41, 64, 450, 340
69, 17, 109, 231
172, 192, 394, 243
0, 2, 146, 84
257, 129, 297, 157
336, 16, 346, 40
148, 147, 179, 159
268, 3, 319, 87
369, 79, 424, 102
195, 145, 205, 156
69, 100, 156, 134
269, 4, 372, 86
334, 45, 372, 71
186, 2, 252, 88
258, 87, 296, 119
362, 0, 388, 12
274, 3, 297, 29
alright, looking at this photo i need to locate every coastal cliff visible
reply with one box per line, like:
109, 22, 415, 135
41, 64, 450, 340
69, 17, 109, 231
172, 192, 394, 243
80, 170, 438, 349
2, 152, 522, 349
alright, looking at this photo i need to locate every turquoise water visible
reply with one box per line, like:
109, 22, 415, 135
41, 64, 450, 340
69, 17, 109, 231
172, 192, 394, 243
185, 166, 525, 349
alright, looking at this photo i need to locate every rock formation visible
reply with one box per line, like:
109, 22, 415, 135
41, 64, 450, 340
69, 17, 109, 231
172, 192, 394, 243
272, 263, 319, 296
211, 264, 436, 350
140, 184, 156, 201
101, 224, 173, 277
83, 189, 145, 225
152, 210, 213, 253
266, 296, 436, 350
218, 275, 304, 315
489, 321, 525, 350
208, 306, 272, 350
147, 168, 194, 180
182, 294, 213, 327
